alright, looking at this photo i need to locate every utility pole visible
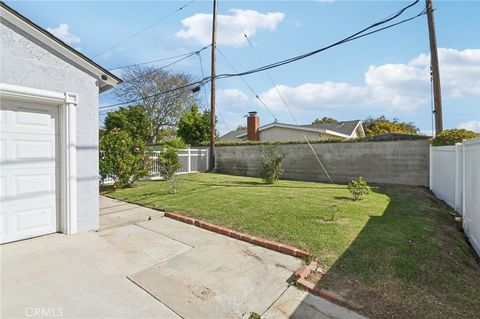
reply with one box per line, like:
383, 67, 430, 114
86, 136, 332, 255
426, 0, 443, 136
209, 0, 218, 170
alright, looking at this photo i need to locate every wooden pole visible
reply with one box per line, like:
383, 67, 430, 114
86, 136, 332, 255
209, 0, 218, 170
426, 0, 443, 135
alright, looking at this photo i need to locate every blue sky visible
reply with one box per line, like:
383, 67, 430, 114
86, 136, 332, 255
6, 0, 480, 135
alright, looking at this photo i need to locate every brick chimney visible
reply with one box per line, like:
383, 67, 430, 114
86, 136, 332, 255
247, 111, 260, 141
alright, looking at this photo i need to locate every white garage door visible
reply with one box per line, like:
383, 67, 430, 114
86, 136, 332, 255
0, 99, 59, 244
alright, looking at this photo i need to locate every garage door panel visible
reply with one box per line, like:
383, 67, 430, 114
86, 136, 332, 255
15, 139, 56, 161
1, 101, 58, 135
1, 132, 57, 163
0, 98, 58, 244
0, 201, 56, 243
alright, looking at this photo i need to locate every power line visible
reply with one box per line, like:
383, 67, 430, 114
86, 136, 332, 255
241, 29, 332, 182
217, 47, 277, 121
215, 1, 424, 80
116, 45, 210, 84
98, 1, 424, 112
93, 0, 196, 58
107, 46, 210, 70
98, 79, 205, 110
197, 50, 232, 131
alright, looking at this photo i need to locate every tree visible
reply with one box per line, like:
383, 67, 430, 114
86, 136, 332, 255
99, 129, 151, 188
113, 66, 199, 144
312, 117, 338, 125
177, 104, 211, 146
432, 129, 479, 146
364, 115, 419, 136
104, 105, 150, 142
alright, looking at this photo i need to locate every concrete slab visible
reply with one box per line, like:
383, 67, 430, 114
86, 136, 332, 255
1, 196, 360, 319
129, 216, 301, 319
263, 286, 367, 319
100, 196, 164, 230
0, 233, 181, 319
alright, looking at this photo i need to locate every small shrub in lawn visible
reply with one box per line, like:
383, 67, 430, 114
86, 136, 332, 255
259, 144, 287, 184
347, 177, 371, 200
99, 128, 150, 188
156, 147, 182, 193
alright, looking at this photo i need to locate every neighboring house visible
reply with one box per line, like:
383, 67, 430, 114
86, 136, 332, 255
219, 112, 365, 142
0, 3, 121, 244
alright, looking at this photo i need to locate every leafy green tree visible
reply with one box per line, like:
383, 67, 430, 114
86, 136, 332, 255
99, 128, 150, 188
432, 129, 479, 146
177, 104, 211, 146
364, 115, 419, 136
312, 117, 338, 125
104, 105, 150, 142
156, 147, 182, 193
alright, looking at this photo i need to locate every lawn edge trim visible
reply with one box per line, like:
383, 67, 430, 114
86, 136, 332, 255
294, 262, 364, 312
163, 211, 311, 259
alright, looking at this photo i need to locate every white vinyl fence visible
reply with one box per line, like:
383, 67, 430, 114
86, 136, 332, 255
430, 138, 480, 256
101, 147, 209, 185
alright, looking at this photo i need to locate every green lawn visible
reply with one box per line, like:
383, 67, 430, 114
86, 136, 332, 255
103, 173, 480, 319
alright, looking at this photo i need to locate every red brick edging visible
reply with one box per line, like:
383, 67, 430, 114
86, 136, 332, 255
163, 212, 311, 259
294, 262, 364, 311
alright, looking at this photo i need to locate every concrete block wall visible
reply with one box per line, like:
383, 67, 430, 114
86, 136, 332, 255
215, 140, 430, 186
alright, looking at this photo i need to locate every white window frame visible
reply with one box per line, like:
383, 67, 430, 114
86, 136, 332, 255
0, 83, 78, 235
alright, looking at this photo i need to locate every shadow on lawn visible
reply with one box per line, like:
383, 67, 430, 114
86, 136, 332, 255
290, 186, 480, 319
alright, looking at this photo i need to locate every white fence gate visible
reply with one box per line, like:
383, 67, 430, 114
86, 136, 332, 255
101, 147, 209, 185
430, 138, 480, 257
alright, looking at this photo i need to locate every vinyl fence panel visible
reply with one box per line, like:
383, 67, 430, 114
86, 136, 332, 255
100, 147, 209, 185
429, 145, 456, 208
430, 138, 480, 257
462, 138, 480, 257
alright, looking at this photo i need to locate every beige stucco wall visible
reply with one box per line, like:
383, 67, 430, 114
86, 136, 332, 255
259, 127, 338, 141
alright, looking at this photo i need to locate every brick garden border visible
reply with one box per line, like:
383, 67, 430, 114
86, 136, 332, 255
294, 262, 364, 311
163, 212, 311, 259
166, 211, 363, 311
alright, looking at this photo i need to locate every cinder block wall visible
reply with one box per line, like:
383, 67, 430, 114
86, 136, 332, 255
215, 140, 430, 186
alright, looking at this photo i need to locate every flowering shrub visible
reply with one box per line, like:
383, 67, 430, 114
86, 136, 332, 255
99, 128, 150, 188
156, 147, 182, 193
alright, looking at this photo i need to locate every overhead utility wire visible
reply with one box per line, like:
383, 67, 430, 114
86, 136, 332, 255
107, 47, 210, 70
98, 2, 424, 111
197, 50, 231, 131
217, 47, 277, 121
242, 29, 333, 182
118, 45, 210, 84
93, 0, 196, 58
215, 0, 423, 79
99, 79, 205, 110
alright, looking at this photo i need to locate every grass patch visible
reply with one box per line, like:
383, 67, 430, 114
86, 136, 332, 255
103, 173, 480, 319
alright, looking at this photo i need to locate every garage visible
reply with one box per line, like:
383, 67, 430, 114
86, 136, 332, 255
0, 3, 121, 244
0, 99, 59, 243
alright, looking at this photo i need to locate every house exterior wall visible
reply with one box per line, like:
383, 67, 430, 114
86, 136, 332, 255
215, 140, 430, 186
259, 127, 333, 141
1, 19, 100, 232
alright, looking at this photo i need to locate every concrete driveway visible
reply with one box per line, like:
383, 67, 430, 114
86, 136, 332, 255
1, 196, 365, 319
